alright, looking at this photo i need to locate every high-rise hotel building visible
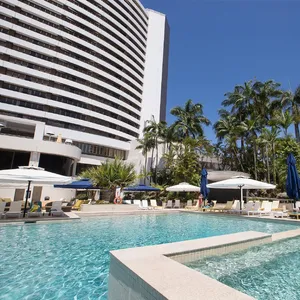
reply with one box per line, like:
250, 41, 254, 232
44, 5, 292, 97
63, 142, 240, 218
0, 0, 169, 175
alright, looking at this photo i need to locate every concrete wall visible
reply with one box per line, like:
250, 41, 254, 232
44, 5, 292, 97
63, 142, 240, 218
140, 10, 169, 136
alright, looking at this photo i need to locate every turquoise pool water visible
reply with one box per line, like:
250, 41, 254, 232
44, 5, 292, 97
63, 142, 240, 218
0, 213, 299, 300
187, 237, 300, 300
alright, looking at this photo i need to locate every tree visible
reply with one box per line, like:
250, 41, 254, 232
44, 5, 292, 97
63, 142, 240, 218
143, 117, 167, 184
81, 158, 136, 202
272, 86, 300, 142
170, 99, 211, 139
270, 110, 293, 137
136, 134, 154, 184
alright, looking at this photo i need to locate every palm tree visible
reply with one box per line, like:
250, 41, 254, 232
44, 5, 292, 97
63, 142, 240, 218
238, 118, 259, 179
272, 86, 300, 142
270, 110, 293, 137
170, 99, 211, 139
81, 158, 136, 202
143, 117, 167, 183
136, 134, 154, 183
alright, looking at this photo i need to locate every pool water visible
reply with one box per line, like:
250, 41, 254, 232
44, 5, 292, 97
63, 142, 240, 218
187, 237, 300, 300
0, 213, 299, 300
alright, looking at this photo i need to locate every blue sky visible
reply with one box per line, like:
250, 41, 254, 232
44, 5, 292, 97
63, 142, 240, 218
142, 0, 300, 142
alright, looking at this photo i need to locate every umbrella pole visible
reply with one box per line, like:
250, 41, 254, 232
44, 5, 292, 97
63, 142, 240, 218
240, 186, 243, 211
23, 180, 31, 218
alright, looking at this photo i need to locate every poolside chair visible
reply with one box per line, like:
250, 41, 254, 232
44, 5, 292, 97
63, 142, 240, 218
248, 202, 272, 217
0, 202, 6, 219
165, 200, 173, 209
133, 200, 141, 206
228, 200, 243, 214
186, 200, 199, 210
27, 202, 43, 218
186, 200, 193, 208
234, 201, 255, 214
5, 201, 22, 218
271, 200, 280, 211
174, 200, 180, 209
150, 200, 158, 209
50, 201, 64, 217
72, 200, 83, 211
142, 200, 150, 210
210, 201, 233, 212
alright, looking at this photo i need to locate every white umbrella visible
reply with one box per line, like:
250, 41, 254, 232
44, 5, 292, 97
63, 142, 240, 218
207, 176, 276, 210
166, 182, 200, 192
0, 166, 72, 217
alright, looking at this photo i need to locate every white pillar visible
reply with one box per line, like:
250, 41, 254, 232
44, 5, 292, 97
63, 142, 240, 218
29, 151, 40, 167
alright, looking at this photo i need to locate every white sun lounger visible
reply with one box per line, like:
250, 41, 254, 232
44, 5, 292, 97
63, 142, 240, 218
235, 201, 255, 214
141, 200, 150, 210
0, 202, 6, 219
150, 200, 158, 209
50, 201, 64, 217
174, 200, 180, 209
228, 200, 243, 213
133, 200, 141, 206
5, 201, 22, 218
248, 202, 272, 217
165, 200, 173, 209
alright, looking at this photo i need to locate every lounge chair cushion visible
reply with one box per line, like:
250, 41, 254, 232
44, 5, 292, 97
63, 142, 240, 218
30, 205, 40, 212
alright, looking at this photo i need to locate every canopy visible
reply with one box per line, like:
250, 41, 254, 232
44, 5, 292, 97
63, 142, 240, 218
0, 166, 71, 185
166, 182, 200, 192
207, 176, 276, 210
0, 166, 71, 217
207, 176, 276, 190
123, 184, 160, 192
200, 169, 209, 200
54, 178, 97, 189
286, 153, 300, 207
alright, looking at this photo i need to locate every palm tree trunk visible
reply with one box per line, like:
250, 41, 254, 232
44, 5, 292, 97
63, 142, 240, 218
155, 138, 158, 184
272, 143, 276, 184
150, 146, 154, 184
253, 141, 258, 180
265, 146, 270, 183
144, 151, 147, 184
295, 123, 300, 142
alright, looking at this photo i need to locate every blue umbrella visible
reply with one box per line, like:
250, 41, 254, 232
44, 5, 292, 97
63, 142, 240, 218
54, 178, 98, 189
286, 153, 300, 208
200, 168, 209, 206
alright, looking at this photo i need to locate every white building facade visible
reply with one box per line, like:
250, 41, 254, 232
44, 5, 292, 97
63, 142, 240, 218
0, 0, 169, 176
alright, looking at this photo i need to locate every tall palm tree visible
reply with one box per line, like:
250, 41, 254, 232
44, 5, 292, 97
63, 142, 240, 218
170, 99, 211, 139
238, 118, 259, 179
144, 117, 167, 183
271, 86, 300, 142
270, 110, 293, 137
136, 134, 154, 184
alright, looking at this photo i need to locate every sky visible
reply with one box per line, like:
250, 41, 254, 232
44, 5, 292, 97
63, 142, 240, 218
141, 0, 300, 142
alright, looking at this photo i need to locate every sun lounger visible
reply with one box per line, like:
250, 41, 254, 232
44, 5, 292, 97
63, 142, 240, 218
150, 200, 158, 209
5, 201, 22, 218
271, 200, 280, 210
248, 202, 272, 217
72, 200, 83, 211
0, 202, 6, 219
174, 200, 180, 209
210, 201, 233, 212
142, 200, 150, 210
273, 210, 288, 218
133, 200, 141, 206
228, 200, 243, 213
27, 202, 43, 218
50, 201, 64, 217
186, 200, 192, 207
165, 200, 173, 209
234, 201, 255, 214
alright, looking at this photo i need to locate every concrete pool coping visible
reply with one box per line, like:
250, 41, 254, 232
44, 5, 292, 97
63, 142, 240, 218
109, 220, 300, 300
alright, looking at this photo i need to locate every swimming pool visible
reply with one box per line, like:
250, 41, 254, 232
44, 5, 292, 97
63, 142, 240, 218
187, 236, 300, 300
0, 213, 299, 299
